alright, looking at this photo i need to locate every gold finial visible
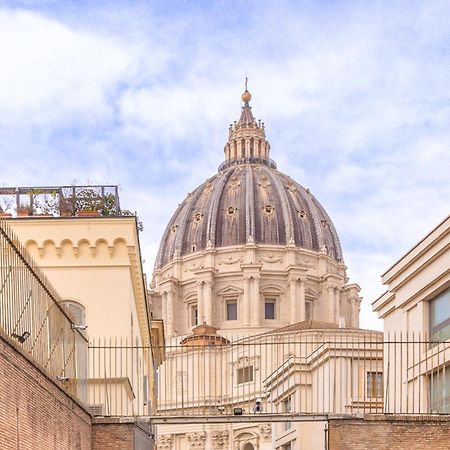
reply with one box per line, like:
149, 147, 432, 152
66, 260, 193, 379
242, 76, 251, 103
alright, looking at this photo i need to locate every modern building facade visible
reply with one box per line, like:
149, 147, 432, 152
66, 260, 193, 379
373, 214, 450, 414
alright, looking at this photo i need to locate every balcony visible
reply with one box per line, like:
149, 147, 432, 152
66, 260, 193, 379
0, 185, 123, 218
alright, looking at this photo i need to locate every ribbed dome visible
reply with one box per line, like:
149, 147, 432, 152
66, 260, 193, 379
155, 87, 343, 268
156, 163, 343, 268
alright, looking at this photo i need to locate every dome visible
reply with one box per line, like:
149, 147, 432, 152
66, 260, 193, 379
155, 89, 343, 268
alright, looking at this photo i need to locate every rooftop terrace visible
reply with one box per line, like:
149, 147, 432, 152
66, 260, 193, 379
0, 185, 122, 218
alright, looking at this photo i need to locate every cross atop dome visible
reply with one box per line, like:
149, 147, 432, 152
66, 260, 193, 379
221, 81, 274, 170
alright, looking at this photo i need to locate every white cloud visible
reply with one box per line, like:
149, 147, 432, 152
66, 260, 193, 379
0, 10, 137, 126
0, 2, 449, 333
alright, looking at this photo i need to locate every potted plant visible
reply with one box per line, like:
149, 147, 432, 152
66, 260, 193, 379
75, 188, 101, 217
0, 206, 12, 218
17, 203, 31, 217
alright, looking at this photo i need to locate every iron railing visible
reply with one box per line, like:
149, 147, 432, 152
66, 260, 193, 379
0, 185, 121, 217
0, 219, 88, 401
86, 330, 450, 417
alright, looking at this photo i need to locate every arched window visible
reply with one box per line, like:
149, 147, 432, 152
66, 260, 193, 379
243, 444, 254, 450
61, 300, 86, 327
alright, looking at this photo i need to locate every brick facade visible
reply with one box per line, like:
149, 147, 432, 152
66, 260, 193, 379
329, 414, 450, 450
0, 332, 92, 450
92, 418, 155, 450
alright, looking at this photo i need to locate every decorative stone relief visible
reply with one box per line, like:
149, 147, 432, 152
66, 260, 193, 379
203, 183, 214, 195
228, 176, 241, 197
218, 255, 242, 265
187, 261, 204, 271
286, 181, 297, 192
258, 424, 272, 440
211, 430, 229, 448
258, 176, 271, 189
186, 431, 206, 448
260, 253, 282, 263
158, 434, 173, 449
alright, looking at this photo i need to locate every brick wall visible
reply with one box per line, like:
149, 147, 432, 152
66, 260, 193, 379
0, 332, 92, 450
92, 418, 155, 450
329, 414, 450, 450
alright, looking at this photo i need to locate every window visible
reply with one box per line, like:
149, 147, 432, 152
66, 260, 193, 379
283, 395, 292, 430
243, 444, 254, 450
237, 366, 253, 384
62, 300, 85, 327
282, 443, 292, 450
366, 371, 383, 398
430, 367, 450, 413
265, 299, 276, 320
430, 288, 450, 343
226, 302, 237, 320
190, 304, 198, 327
305, 301, 312, 320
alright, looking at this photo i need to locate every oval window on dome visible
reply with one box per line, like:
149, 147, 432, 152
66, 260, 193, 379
263, 205, 274, 215
226, 206, 237, 216
193, 213, 203, 223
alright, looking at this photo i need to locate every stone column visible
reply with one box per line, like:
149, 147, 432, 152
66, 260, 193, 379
197, 281, 204, 324
252, 275, 261, 326
243, 276, 251, 326
335, 288, 341, 325
204, 280, 213, 325
328, 285, 336, 324
166, 289, 174, 337
162, 291, 167, 327
299, 278, 306, 322
289, 278, 298, 324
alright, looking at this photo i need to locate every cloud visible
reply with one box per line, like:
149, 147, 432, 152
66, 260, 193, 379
0, 2, 449, 331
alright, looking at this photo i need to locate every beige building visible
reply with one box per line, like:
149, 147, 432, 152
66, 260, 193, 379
151, 88, 382, 449
373, 214, 450, 414
3, 200, 164, 417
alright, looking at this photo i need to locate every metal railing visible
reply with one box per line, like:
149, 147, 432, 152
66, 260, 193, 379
84, 329, 450, 418
0, 219, 88, 401
0, 185, 121, 217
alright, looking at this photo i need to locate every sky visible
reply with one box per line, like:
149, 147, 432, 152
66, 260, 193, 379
0, 0, 449, 330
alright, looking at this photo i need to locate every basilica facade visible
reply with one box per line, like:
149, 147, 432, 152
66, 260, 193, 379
150, 89, 380, 450
151, 88, 361, 339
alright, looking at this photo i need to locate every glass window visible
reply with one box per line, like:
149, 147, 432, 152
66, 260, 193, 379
283, 395, 292, 430
430, 288, 450, 343
282, 444, 292, 450
237, 366, 253, 384
431, 367, 450, 413
265, 300, 275, 320
190, 304, 198, 326
62, 300, 85, 326
305, 301, 312, 320
366, 371, 383, 398
227, 302, 237, 320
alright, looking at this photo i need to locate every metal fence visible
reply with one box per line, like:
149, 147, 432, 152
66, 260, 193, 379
84, 330, 450, 418
0, 185, 120, 217
0, 219, 88, 401
88, 339, 153, 417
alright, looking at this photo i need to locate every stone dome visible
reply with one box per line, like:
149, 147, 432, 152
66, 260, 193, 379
155, 90, 343, 268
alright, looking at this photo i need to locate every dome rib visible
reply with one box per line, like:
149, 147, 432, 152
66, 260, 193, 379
173, 183, 205, 257
206, 169, 234, 247
245, 165, 255, 242
262, 165, 295, 244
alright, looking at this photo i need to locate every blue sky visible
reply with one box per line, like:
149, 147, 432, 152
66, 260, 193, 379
1, 1, 449, 329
